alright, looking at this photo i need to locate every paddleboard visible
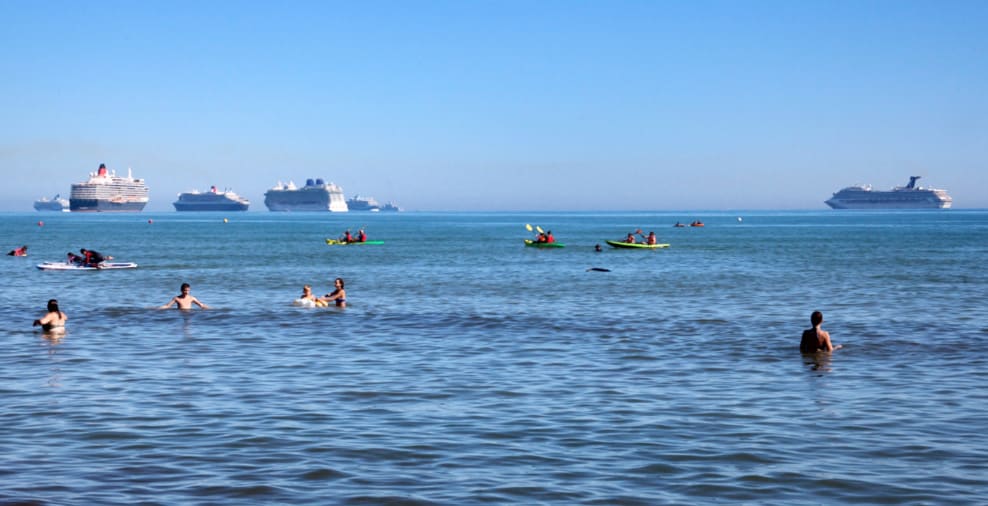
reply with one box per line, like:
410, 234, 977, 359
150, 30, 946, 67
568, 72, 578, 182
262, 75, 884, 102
36, 261, 138, 271
326, 239, 385, 246
524, 240, 565, 248
605, 240, 670, 249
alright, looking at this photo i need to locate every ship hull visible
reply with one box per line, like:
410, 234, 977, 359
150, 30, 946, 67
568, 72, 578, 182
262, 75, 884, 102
825, 200, 952, 210
264, 188, 348, 212
34, 202, 69, 212
70, 199, 147, 212
174, 202, 249, 211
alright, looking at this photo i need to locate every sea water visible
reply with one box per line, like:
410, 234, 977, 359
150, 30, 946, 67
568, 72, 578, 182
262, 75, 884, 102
1, 210, 986, 505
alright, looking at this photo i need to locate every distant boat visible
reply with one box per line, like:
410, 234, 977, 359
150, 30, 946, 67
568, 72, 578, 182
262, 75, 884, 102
264, 178, 348, 212
380, 201, 402, 212
34, 194, 69, 212
346, 195, 382, 212
174, 186, 250, 211
825, 176, 952, 209
70, 163, 149, 212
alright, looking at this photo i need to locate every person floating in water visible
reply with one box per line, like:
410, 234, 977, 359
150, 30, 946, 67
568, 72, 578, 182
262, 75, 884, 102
800, 311, 841, 353
320, 277, 347, 308
33, 299, 67, 333
594, 244, 602, 252
159, 283, 210, 310
299, 284, 328, 307
7, 245, 27, 256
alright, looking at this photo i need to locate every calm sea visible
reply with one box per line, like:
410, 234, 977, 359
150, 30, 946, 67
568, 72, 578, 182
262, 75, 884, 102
1, 210, 986, 505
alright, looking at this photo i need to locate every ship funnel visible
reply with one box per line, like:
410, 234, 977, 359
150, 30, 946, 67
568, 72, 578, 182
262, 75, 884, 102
316, 178, 325, 185
306, 178, 315, 187
907, 176, 921, 189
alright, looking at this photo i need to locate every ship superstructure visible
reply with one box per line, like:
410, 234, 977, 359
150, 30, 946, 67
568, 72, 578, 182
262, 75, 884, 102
264, 178, 348, 212
34, 194, 70, 212
825, 176, 952, 209
69, 163, 149, 212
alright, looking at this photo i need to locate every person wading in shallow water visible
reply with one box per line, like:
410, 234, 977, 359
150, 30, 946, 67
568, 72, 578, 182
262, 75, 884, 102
800, 310, 841, 353
33, 299, 67, 333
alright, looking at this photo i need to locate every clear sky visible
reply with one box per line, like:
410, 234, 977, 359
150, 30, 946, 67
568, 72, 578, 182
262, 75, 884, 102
2, 0, 985, 211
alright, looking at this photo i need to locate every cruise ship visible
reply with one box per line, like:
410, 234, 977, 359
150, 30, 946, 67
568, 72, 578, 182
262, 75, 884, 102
34, 194, 69, 212
70, 163, 149, 212
825, 176, 952, 210
174, 186, 250, 211
381, 201, 402, 212
346, 195, 382, 211
264, 178, 348, 212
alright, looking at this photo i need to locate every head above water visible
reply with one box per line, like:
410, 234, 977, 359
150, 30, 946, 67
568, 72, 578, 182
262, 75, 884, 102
335, 278, 345, 288
47, 299, 59, 313
181, 283, 191, 292
811, 311, 823, 326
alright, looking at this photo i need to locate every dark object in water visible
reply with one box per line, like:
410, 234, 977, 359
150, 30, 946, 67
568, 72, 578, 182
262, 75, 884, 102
586, 267, 611, 272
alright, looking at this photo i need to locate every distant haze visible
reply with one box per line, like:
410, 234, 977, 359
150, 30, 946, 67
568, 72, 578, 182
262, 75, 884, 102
2, 2, 986, 211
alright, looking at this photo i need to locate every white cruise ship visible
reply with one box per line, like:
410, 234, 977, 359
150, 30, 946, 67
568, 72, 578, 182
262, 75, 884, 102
264, 178, 348, 212
34, 194, 70, 212
70, 163, 150, 212
825, 176, 952, 210
174, 186, 250, 211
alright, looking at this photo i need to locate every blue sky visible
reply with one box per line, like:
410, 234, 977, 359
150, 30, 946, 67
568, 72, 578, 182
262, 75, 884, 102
1, 0, 985, 211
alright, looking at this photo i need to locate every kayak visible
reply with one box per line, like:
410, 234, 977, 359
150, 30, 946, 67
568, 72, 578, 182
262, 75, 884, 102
524, 240, 565, 248
605, 240, 670, 249
37, 261, 138, 271
326, 239, 385, 246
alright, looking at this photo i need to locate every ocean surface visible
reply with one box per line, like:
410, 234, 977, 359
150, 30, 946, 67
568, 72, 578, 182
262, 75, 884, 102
1, 210, 986, 505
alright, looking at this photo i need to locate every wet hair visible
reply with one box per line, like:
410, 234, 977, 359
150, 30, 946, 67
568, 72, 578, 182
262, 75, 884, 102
47, 299, 59, 313
811, 311, 823, 326
303, 284, 312, 292
335, 278, 345, 288
181, 283, 191, 291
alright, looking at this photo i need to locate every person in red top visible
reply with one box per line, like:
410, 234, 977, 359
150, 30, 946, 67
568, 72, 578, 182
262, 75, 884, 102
624, 232, 636, 244
545, 231, 555, 243
341, 230, 353, 243
7, 245, 27, 256
356, 229, 367, 242
80, 248, 105, 267
646, 232, 657, 245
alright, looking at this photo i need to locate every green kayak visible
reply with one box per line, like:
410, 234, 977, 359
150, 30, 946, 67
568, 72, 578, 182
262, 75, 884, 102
524, 239, 565, 248
605, 240, 669, 249
326, 239, 385, 246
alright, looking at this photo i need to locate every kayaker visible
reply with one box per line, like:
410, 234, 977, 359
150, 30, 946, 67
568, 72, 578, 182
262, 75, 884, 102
159, 283, 210, 310
624, 232, 636, 244
546, 231, 555, 243
33, 299, 67, 333
341, 230, 353, 243
356, 229, 367, 242
646, 232, 657, 245
320, 277, 347, 308
535, 232, 547, 243
800, 311, 841, 353
7, 245, 27, 256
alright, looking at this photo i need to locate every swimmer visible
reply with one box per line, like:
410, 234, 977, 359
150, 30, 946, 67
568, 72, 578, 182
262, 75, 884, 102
33, 299, 67, 333
298, 284, 328, 307
800, 311, 841, 353
159, 283, 210, 310
7, 245, 27, 256
320, 277, 347, 308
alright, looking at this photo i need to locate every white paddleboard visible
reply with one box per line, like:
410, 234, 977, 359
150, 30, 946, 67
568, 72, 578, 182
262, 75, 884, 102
37, 261, 138, 271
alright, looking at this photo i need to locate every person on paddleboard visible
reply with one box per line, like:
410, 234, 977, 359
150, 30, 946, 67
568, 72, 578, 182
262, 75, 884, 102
320, 278, 346, 308
7, 245, 27, 256
80, 248, 106, 268
800, 311, 841, 353
33, 299, 67, 333
159, 283, 210, 310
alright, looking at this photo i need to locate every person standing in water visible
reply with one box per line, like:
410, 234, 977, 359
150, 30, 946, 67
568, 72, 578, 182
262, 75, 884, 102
320, 278, 347, 307
800, 311, 840, 353
159, 283, 210, 309
33, 299, 67, 332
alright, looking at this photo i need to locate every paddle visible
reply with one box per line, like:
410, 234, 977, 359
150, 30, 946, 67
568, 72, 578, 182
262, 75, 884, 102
525, 224, 533, 232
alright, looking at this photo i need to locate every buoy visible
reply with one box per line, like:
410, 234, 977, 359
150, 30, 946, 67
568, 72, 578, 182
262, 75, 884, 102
737, 217, 743, 223
148, 219, 153, 224
223, 218, 229, 223
37, 221, 43, 227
